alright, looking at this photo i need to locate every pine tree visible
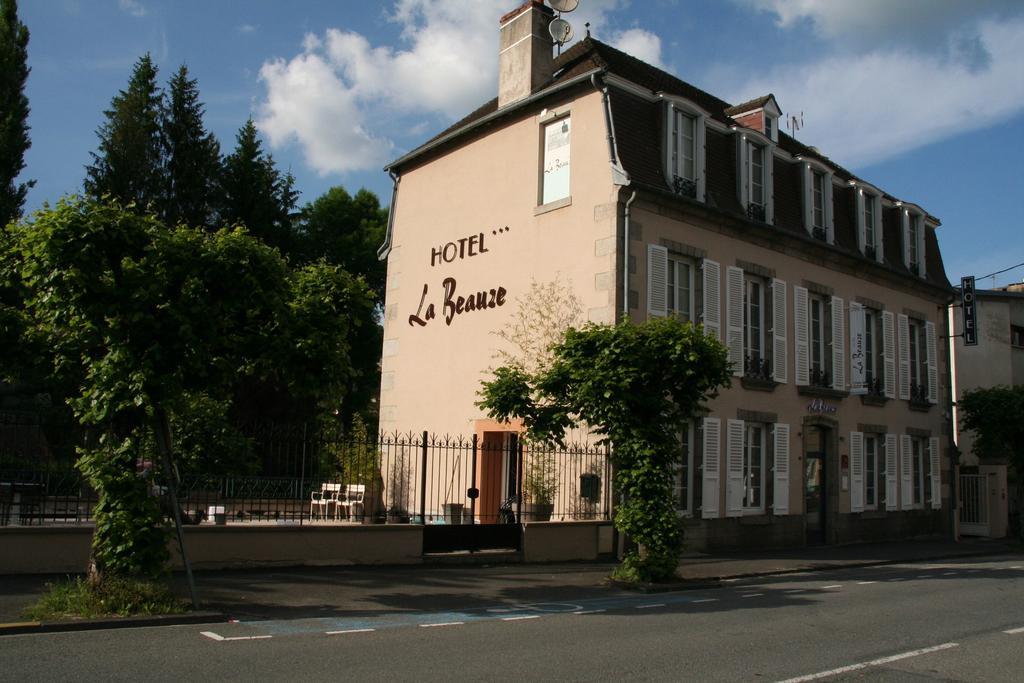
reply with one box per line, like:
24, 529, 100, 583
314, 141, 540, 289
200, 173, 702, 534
84, 54, 164, 209
162, 65, 221, 229
220, 119, 297, 253
0, 0, 32, 227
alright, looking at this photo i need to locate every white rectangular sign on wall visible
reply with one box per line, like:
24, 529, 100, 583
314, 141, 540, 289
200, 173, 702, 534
849, 301, 867, 395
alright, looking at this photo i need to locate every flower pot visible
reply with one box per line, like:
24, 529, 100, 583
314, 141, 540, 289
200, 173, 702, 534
522, 502, 553, 522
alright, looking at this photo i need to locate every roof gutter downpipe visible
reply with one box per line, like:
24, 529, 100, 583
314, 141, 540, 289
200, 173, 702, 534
591, 72, 633, 322
377, 170, 400, 261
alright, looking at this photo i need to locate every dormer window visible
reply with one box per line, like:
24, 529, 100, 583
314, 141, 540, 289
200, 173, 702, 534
900, 207, 927, 278
798, 158, 833, 243
724, 93, 781, 142
663, 100, 706, 202
735, 129, 774, 223
854, 184, 883, 263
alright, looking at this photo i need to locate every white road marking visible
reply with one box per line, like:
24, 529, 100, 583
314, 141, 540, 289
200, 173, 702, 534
326, 628, 375, 635
637, 603, 665, 609
502, 615, 540, 621
1003, 626, 1024, 635
784, 589, 806, 594
774, 642, 959, 683
573, 609, 606, 615
857, 581, 878, 585
201, 631, 224, 641
1010, 566, 1022, 570
420, 622, 464, 628
692, 598, 719, 603
942, 571, 958, 576
822, 585, 842, 589
741, 593, 764, 598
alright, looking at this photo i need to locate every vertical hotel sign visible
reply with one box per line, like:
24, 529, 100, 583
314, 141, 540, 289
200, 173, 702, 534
849, 301, 867, 395
961, 276, 978, 346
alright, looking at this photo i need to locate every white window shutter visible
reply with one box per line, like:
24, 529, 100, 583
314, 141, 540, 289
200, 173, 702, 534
901, 210, 911, 269
874, 198, 885, 263
882, 311, 896, 399
647, 244, 668, 318
900, 435, 913, 510
701, 417, 721, 519
825, 172, 834, 244
850, 431, 865, 513
801, 164, 813, 235
898, 314, 911, 401
773, 423, 790, 515
702, 259, 721, 341
726, 419, 745, 517
855, 190, 866, 253
726, 266, 745, 376
794, 286, 810, 386
925, 321, 938, 404
772, 279, 788, 383
831, 296, 845, 391
929, 437, 941, 510
885, 434, 898, 511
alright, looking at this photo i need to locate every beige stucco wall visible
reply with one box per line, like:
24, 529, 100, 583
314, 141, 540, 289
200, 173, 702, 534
380, 89, 619, 437
521, 520, 612, 562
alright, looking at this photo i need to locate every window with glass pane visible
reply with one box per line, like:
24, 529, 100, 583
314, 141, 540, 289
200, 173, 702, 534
864, 196, 876, 250
674, 423, 693, 514
908, 214, 920, 267
673, 111, 696, 181
667, 257, 693, 321
908, 319, 924, 392
912, 438, 924, 506
810, 296, 825, 376
865, 435, 878, 508
749, 144, 764, 207
812, 172, 825, 228
744, 423, 765, 509
864, 309, 883, 391
745, 279, 764, 365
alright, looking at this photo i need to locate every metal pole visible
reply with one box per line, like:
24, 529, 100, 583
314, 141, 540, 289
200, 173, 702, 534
515, 435, 523, 524
299, 423, 307, 526
470, 434, 478, 525
420, 430, 428, 524
154, 408, 198, 610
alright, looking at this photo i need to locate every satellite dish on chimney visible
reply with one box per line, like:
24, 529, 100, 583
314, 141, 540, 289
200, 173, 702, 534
548, 0, 580, 12
549, 17, 574, 45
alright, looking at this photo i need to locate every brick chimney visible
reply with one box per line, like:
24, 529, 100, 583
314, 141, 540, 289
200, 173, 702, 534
498, 1, 554, 109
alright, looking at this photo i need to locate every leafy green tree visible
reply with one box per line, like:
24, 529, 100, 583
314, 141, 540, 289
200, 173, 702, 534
84, 54, 164, 209
479, 318, 731, 582
5, 197, 374, 581
161, 65, 221, 230
220, 119, 297, 254
297, 186, 387, 302
958, 384, 1024, 539
0, 0, 33, 227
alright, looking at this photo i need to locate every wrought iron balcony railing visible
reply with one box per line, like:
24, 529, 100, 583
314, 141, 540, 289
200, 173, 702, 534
746, 202, 766, 223
744, 355, 772, 382
672, 175, 697, 199
812, 226, 827, 241
810, 367, 831, 388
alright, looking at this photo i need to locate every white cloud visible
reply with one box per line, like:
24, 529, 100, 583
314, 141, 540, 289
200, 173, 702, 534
237, 24, 257, 35
118, 0, 146, 18
740, 0, 1018, 48
722, 17, 1024, 168
609, 28, 664, 68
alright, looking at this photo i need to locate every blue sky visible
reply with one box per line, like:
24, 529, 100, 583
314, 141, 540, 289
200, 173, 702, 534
16, 0, 1024, 287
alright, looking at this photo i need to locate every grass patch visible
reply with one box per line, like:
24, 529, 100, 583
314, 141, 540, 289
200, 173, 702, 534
22, 576, 188, 621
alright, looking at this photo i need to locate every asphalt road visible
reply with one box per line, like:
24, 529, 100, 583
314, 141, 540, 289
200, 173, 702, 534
2, 555, 1023, 682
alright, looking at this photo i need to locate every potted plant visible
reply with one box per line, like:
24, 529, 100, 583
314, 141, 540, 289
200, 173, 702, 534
522, 449, 558, 522
386, 449, 412, 524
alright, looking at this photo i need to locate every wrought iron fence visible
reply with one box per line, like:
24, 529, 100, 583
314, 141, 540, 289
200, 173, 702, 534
0, 429, 613, 527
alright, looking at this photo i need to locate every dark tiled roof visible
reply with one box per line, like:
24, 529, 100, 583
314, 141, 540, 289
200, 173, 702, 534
389, 36, 952, 291
724, 94, 775, 116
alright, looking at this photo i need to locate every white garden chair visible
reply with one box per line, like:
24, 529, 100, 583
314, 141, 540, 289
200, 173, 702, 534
310, 483, 341, 520
337, 484, 366, 521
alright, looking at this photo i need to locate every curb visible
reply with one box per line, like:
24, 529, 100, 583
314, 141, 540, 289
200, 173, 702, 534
0, 610, 224, 636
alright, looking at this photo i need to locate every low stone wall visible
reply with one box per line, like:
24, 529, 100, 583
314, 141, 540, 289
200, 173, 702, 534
0, 524, 424, 574
0, 521, 616, 574
521, 521, 614, 562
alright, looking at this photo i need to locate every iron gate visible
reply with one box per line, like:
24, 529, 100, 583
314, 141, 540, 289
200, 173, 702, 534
959, 473, 990, 536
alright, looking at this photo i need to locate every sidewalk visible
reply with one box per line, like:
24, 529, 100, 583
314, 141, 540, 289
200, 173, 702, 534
0, 537, 1016, 628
